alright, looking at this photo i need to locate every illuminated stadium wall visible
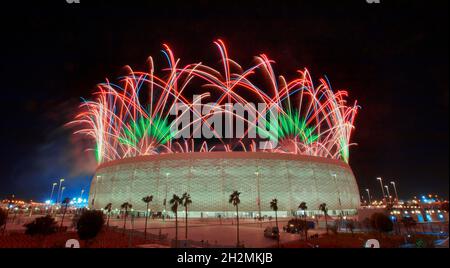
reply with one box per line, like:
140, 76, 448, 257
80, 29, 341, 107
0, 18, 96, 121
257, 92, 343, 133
88, 152, 360, 218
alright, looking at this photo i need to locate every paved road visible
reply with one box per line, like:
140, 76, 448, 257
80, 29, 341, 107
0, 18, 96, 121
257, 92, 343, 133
107, 217, 324, 247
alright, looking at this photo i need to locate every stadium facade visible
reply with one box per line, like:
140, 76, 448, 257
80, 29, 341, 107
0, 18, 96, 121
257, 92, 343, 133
88, 152, 360, 218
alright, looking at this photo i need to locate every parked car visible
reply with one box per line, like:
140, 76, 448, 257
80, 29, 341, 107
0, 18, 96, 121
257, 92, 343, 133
264, 226, 280, 239
284, 218, 315, 233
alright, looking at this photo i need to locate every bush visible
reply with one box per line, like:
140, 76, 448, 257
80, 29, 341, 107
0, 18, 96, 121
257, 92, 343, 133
77, 210, 105, 243
370, 213, 393, 234
24, 215, 58, 236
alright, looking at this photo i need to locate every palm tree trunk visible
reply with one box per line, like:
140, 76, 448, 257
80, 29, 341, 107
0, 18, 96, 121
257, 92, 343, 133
60, 204, 68, 230
123, 209, 127, 233
144, 203, 149, 240
304, 214, 308, 240
175, 212, 178, 247
236, 205, 240, 247
275, 210, 279, 248
185, 206, 188, 241
107, 213, 110, 228
325, 213, 328, 234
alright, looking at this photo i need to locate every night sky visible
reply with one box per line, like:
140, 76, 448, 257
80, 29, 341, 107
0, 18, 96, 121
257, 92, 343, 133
0, 0, 448, 202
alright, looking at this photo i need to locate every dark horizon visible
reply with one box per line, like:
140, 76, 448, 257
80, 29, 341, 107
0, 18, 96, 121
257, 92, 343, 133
0, 0, 448, 201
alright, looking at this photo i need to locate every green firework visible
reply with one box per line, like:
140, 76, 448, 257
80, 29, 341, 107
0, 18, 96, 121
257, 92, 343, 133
258, 109, 318, 144
119, 115, 173, 147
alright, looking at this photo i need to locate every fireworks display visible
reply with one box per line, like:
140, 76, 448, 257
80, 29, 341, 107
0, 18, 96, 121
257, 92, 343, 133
70, 40, 359, 164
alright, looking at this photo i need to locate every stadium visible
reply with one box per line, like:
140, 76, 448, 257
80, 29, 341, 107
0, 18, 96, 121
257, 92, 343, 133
72, 40, 361, 218
88, 152, 360, 218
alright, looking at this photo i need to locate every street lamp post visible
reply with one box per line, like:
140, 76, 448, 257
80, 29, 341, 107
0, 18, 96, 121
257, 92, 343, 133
365, 188, 372, 205
56, 178, 64, 205
49, 182, 58, 215
61, 186, 66, 200
384, 185, 391, 204
80, 189, 85, 200
390, 181, 399, 204
57, 186, 66, 215
164, 172, 170, 221
49, 182, 57, 203
92, 175, 101, 207
332, 173, 342, 215
376, 177, 386, 203
255, 171, 261, 220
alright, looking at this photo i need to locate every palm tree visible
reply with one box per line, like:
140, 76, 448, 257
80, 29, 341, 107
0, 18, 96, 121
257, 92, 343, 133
229, 190, 241, 247
169, 194, 182, 247
104, 203, 112, 228
319, 203, 329, 234
60, 197, 70, 230
298, 202, 308, 218
120, 202, 132, 233
181, 192, 192, 242
298, 202, 308, 239
270, 198, 280, 247
142, 195, 153, 240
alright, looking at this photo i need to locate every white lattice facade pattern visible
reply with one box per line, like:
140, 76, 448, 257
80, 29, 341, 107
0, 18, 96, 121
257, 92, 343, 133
88, 152, 360, 217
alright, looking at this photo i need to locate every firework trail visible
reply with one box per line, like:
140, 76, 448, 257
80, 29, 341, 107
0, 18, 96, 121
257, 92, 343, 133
69, 40, 359, 164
